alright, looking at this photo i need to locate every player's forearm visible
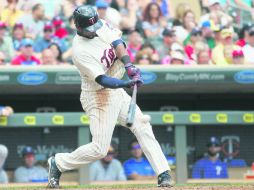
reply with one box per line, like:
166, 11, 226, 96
113, 42, 129, 62
95, 75, 130, 89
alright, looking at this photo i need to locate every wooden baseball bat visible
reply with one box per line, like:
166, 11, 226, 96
126, 84, 137, 127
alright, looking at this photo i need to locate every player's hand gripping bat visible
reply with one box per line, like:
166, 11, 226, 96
126, 84, 137, 127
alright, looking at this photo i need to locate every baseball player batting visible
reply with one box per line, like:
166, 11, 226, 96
48, 5, 174, 188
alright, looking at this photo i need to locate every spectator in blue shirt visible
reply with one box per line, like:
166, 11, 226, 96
33, 22, 68, 53
192, 137, 228, 179
123, 139, 155, 180
12, 23, 26, 51
90, 144, 126, 181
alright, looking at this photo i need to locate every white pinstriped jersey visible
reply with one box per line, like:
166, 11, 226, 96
72, 19, 125, 91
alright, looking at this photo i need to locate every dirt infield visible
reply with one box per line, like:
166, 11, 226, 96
1, 184, 254, 190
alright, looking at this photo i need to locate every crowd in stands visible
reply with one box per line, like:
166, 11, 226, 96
0, 0, 254, 66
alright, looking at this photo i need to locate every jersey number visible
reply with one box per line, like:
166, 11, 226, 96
101, 47, 117, 68
215, 166, 222, 176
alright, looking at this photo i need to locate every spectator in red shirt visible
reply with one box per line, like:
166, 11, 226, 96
127, 30, 143, 62
52, 16, 68, 39
232, 49, 245, 65
11, 38, 40, 66
236, 24, 251, 47
185, 28, 203, 60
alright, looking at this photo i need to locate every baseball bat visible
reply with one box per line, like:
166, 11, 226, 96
126, 84, 137, 127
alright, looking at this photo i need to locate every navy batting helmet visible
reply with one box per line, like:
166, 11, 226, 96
73, 5, 103, 33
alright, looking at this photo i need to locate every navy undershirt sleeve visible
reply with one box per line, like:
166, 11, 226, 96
95, 75, 129, 89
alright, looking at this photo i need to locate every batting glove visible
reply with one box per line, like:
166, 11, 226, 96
125, 63, 141, 80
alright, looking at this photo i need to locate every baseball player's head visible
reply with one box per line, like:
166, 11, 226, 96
73, 5, 102, 39
207, 137, 221, 157
128, 139, 143, 159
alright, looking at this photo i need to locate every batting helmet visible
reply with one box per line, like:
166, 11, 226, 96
73, 5, 103, 33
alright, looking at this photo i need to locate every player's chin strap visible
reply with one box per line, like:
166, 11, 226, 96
77, 30, 98, 39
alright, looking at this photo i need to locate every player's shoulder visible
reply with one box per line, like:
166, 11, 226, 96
195, 157, 209, 165
111, 158, 122, 166
123, 158, 136, 165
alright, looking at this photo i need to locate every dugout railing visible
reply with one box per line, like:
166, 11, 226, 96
1, 111, 254, 184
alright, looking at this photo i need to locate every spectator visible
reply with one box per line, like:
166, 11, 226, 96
170, 51, 185, 65
236, 24, 251, 47
192, 137, 228, 179
161, 46, 192, 65
41, 49, 57, 65
14, 146, 48, 182
127, 29, 143, 62
123, 139, 155, 180
223, 45, 234, 64
142, 2, 167, 38
12, 23, 26, 51
177, 10, 197, 43
0, 0, 24, 27
195, 42, 212, 65
90, 144, 126, 181
18, 3, 45, 39
34, 22, 67, 53
52, 16, 68, 39
157, 28, 177, 59
48, 42, 65, 64
96, 0, 108, 20
0, 106, 14, 116
154, 0, 173, 18
232, 0, 254, 18
0, 22, 15, 62
184, 28, 203, 60
201, 21, 216, 49
232, 49, 245, 65
119, 0, 138, 32
173, 3, 191, 26
0, 52, 7, 65
135, 49, 153, 65
41, 48, 68, 65
11, 38, 40, 66
39, 0, 62, 20
213, 25, 223, 46
212, 28, 240, 65
243, 26, 254, 64
138, 43, 160, 64
0, 145, 8, 184
200, 0, 232, 27
96, 0, 122, 28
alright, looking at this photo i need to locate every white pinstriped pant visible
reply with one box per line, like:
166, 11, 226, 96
55, 88, 169, 175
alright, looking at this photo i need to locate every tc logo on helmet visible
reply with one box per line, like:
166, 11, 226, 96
88, 17, 96, 25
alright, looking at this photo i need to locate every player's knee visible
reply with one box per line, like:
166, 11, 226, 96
135, 114, 151, 125
131, 114, 152, 132
92, 142, 108, 159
